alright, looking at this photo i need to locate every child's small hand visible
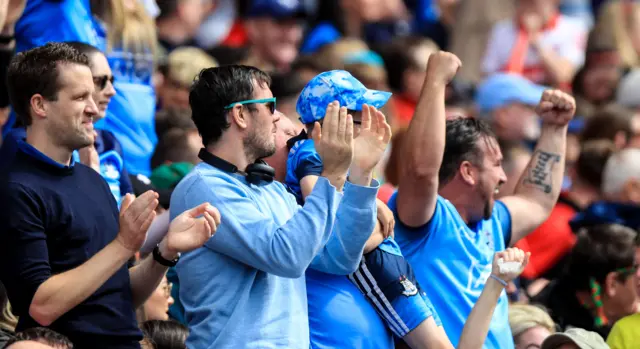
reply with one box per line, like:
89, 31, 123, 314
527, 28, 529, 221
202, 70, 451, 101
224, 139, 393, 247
491, 247, 530, 284
376, 199, 395, 239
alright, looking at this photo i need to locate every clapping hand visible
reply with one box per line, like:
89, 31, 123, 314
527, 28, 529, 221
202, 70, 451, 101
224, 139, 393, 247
536, 90, 576, 127
314, 101, 354, 191
160, 203, 221, 258
117, 191, 159, 253
491, 247, 530, 284
350, 104, 392, 184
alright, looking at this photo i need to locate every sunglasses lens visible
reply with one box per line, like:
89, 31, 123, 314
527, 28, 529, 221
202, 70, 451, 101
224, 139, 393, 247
96, 76, 114, 90
267, 102, 275, 114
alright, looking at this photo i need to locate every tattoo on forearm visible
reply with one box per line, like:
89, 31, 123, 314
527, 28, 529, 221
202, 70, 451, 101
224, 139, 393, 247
522, 150, 561, 194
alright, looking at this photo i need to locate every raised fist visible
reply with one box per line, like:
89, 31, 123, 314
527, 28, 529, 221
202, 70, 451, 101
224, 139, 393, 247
536, 90, 576, 127
426, 51, 462, 85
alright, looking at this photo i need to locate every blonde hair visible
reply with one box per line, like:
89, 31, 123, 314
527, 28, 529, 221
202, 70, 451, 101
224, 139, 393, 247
93, 0, 157, 54
0, 301, 17, 333
594, 1, 640, 68
509, 304, 556, 340
316, 38, 371, 70
167, 47, 218, 87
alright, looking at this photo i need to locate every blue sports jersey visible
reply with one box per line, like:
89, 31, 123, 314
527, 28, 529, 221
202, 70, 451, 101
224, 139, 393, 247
306, 269, 394, 349
389, 193, 514, 349
286, 135, 322, 204
15, 0, 104, 52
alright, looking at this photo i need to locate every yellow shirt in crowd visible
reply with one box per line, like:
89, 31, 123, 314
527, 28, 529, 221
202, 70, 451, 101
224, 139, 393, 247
607, 313, 640, 349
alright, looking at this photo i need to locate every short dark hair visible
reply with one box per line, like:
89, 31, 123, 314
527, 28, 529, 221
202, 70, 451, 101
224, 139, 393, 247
64, 41, 101, 61
574, 139, 616, 189
5, 327, 73, 348
189, 65, 271, 146
155, 108, 196, 140
7, 42, 90, 126
439, 117, 497, 185
151, 127, 199, 169
141, 320, 188, 349
567, 224, 638, 291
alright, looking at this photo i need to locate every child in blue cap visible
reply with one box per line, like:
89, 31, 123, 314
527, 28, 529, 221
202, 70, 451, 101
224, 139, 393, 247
286, 70, 443, 347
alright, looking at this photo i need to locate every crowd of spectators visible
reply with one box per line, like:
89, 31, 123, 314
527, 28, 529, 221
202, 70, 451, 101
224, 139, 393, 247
0, 0, 639, 348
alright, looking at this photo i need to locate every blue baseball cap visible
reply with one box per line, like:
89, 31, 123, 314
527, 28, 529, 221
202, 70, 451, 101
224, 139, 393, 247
296, 70, 393, 124
475, 73, 546, 113
246, 0, 307, 19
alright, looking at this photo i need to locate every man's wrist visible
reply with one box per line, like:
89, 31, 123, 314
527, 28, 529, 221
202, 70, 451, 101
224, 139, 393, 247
158, 239, 179, 261
0, 26, 15, 49
111, 237, 137, 259
423, 78, 447, 89
540, 122, 569, 133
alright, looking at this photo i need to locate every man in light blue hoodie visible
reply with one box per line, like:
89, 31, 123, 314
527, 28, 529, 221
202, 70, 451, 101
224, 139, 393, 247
169, 65, 387, 349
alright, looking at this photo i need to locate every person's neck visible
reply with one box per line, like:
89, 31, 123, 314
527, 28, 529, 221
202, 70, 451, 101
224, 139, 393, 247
25, 127, 73, 165
157, 18, 191, 46
440, 182, 474, 224
205, 137, 251, 172
566, 182, 600, 209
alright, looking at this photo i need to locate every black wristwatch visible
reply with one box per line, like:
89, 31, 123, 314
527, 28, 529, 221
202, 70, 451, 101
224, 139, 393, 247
153, 244, 180, 267
0, 35, 14, 45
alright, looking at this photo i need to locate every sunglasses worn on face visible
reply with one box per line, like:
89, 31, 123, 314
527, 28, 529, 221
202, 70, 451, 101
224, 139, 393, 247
93, 75, 115, 90
224, 98, 277, 114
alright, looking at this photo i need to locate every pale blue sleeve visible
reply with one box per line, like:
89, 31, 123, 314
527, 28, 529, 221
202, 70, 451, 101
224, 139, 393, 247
309, 179, 380, 275
171, 176, 343, 278
493, 200, 513, 247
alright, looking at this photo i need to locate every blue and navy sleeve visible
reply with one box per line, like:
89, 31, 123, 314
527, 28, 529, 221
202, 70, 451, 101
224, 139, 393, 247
494, 200, 513, 247
294, 151, 323, 180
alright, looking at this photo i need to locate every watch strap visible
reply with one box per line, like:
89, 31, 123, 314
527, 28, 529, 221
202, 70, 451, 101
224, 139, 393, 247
152, 245, 180, 267
0, 35, 15, 45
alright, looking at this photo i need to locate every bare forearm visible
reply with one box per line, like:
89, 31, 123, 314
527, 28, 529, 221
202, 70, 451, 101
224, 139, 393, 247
129, 253, 168, 308
513, 124, 566, 212
531, 42, 575, 85
363, 222, 385, 254
30, 240, 133, 326
129, 241, 174, 308
404, 80, 447, 178
457, 278, 504, 349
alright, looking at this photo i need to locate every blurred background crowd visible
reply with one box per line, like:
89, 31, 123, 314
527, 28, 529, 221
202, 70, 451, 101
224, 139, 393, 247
1, 0, 640, 348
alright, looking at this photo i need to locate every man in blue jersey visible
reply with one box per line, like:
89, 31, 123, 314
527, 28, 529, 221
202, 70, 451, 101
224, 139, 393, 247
389, 51, 576, 349
170, 65, 384, 349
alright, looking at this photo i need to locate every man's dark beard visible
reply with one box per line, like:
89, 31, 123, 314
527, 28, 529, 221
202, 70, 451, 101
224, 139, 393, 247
244, 131, 275, 162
